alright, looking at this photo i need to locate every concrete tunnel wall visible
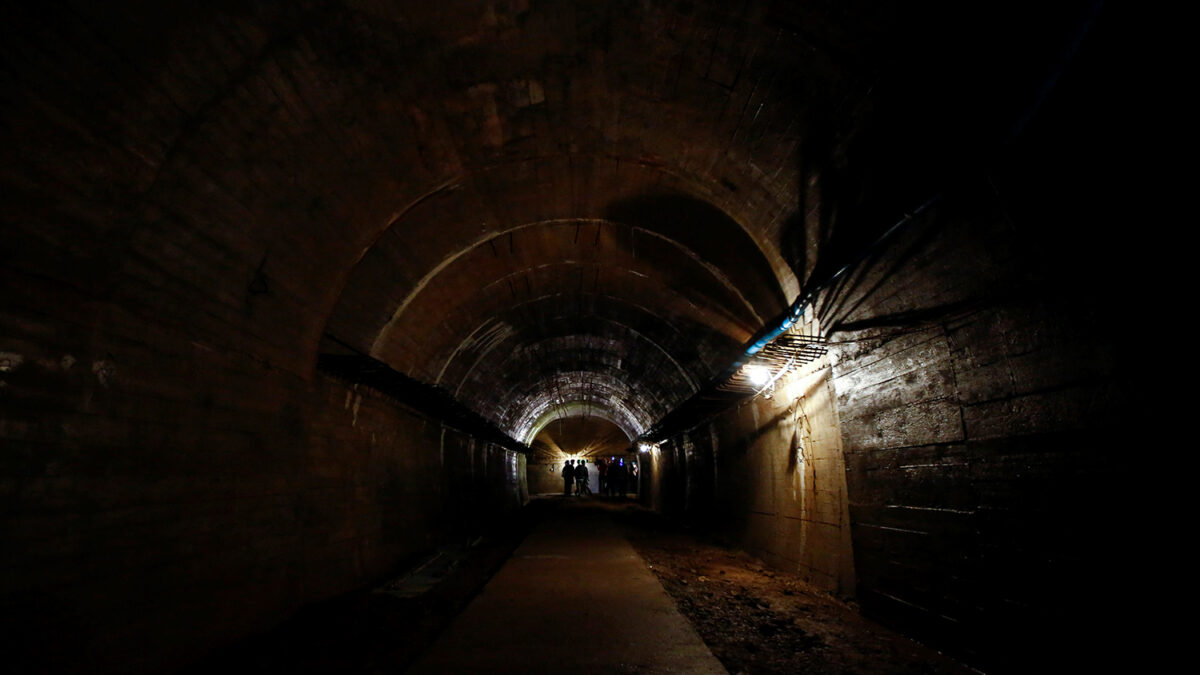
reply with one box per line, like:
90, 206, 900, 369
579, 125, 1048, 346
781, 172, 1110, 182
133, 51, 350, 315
2, 1, 1134, 672
644, 338, 854, 597
640, 168, 1131, 670
1, 349, 524, 671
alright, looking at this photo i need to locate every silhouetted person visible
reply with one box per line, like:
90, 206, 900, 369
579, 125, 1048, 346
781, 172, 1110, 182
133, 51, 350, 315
562, 459, 575, 496
611, 459, 626, 497
597, 458, 609, 495
575, 460, 589, 495
628, 461, 639, 495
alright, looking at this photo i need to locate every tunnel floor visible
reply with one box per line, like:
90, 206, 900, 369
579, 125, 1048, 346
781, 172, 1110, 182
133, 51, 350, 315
195, 498, 972, 673
408, 498, 724, 674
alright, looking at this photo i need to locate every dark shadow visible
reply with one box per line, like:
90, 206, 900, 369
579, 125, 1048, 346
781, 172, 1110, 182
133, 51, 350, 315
184, 500, 549, 674
830, 299, 992, 335
603, 194, 788, 320
816, 202, 947, 330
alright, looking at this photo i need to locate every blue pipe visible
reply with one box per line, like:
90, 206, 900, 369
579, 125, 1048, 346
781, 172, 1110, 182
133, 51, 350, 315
723, 193, 942, 379
634, 194, 944, 445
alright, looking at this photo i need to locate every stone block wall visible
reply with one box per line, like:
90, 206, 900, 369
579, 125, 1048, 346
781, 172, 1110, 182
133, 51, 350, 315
644, 175, 1129, 669
825, 183, 1127, 669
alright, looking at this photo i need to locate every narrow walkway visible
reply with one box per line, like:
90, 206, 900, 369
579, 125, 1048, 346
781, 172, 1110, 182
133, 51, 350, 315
408, 499, 726, 674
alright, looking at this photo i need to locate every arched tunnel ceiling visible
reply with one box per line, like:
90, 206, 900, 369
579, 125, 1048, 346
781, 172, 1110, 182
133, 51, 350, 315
369, 217, 778, 371
1, 0, 1084, 438
326, 213, 784, 437
301, 0, 848, 437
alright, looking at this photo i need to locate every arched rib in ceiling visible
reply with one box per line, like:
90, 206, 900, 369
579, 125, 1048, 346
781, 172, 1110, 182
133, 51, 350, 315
324, 161, 795, 362
327, 201, 785, 437
437, 301, 709, 436
371, 220, 770, 376
508, 373, 653, 445
374, 219, 770, 361
444, 311, 703, 400
470, 336, 692, 440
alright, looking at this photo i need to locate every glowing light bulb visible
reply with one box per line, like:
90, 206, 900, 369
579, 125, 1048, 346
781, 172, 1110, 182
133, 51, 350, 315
746, 365, 770, 386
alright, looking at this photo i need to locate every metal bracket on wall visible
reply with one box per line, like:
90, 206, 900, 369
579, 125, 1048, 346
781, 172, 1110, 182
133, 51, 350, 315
637, 195, 943, 445
317, 352, 530, 455
636, 327, 828, 443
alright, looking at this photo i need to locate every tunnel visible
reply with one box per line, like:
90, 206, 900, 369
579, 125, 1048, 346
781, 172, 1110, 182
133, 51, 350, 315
1, 1, 1134, 672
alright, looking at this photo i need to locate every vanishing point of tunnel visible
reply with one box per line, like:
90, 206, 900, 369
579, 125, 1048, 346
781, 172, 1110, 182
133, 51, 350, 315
2, 1, 1136, 672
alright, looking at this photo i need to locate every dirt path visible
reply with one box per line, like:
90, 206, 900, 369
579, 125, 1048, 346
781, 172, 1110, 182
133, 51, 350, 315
614, 504, 976, 675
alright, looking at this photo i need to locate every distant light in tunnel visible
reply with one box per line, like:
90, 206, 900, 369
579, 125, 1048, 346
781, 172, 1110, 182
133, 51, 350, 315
746, 365, 771, 387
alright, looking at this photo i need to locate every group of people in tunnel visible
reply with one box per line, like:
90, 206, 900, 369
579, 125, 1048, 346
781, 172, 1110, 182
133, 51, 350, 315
561, 457, 637, 498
